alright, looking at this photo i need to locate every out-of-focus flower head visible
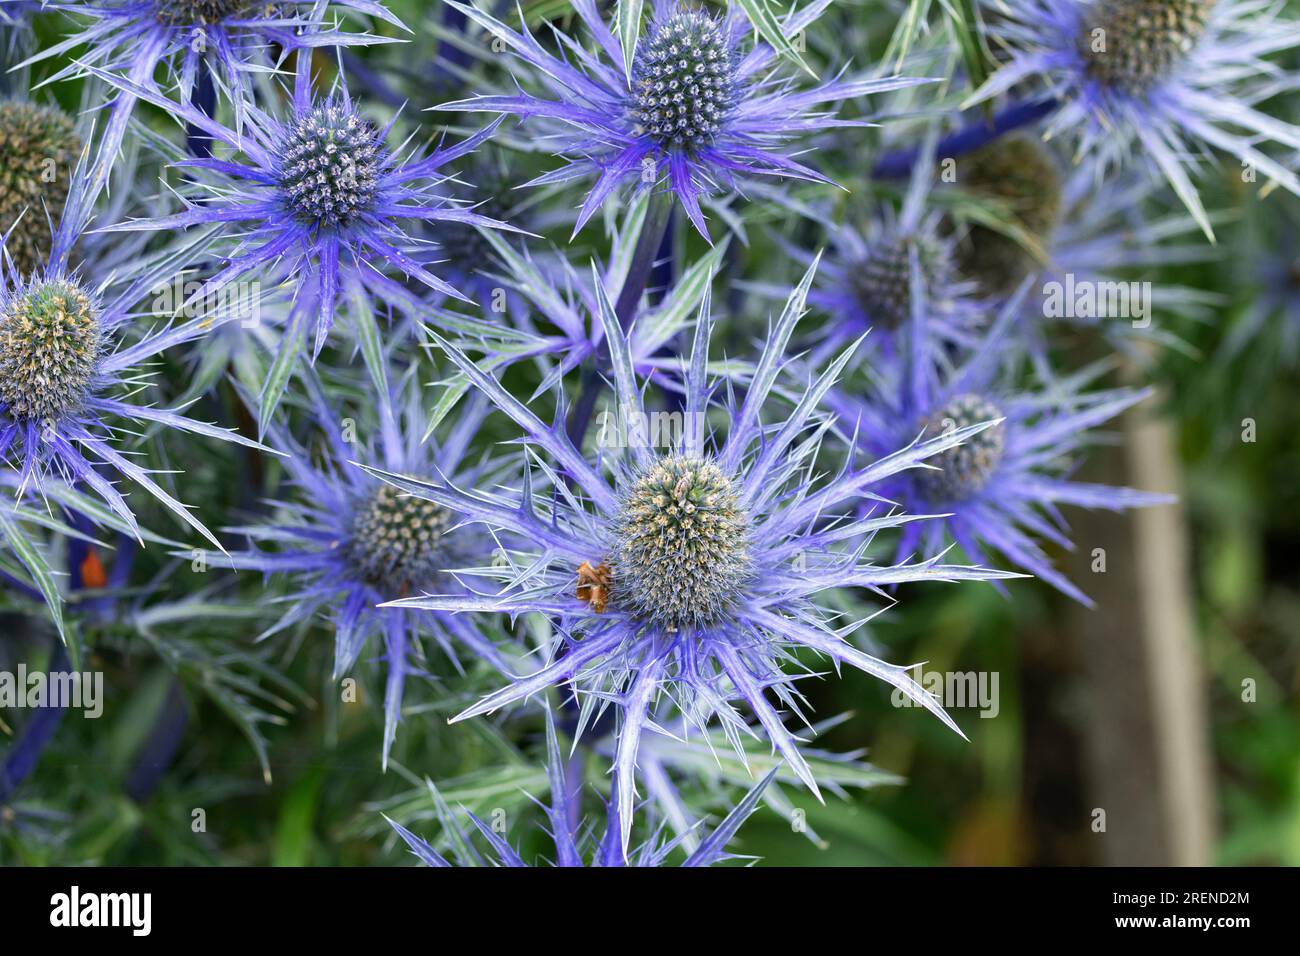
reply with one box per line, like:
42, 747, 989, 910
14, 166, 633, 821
0, 98, 82, 277
782, 141, 986, 371
970, 0, 1300, 238
368, 260, 1019, 854
435, 0, 934, 238
831, 294, 1172, 605
1221, 194, 1300, 364
950, 133, 1219, 370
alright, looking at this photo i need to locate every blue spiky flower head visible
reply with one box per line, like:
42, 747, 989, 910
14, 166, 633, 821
369, 260, 1019, 854
969, 0, 1300, 238
0, 152, 275, 645
435, 0, 934, 237
27, 2, 404, 114
0, 277, 102, 425
217, 370, 513, 767
831, 295, 1172, 605
93, 55, 522, 433
0, 99, 82, 277
779, 142, 983, 371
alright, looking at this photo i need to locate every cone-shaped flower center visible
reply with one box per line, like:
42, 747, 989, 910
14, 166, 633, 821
852, 231, 949, 331
279, 104, 382, 228
610, 456, 752, 629
0, 100, 81, 277
154, 0, 247, 26
631, 11, 738, 150
1080, 0, 1215, 94
916, 394, 1006, 502
0, 279, 101, 424
957, 135, 1062, 295
346, 485, 451, 597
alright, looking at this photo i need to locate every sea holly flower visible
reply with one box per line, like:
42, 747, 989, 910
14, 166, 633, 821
368, 260, 1019, 853
24, 1, 403, 119
0, 99, 82, 278
22, 1, 404, 205
768, 143, 985, 371
434, 0, 933, 237
968, 0, 1300, 239
89, 54, 522, 433
829, 298, 1172, 605
949, 133, 1218, 370
214, 370, 513, 767
0, 160, 274, 624
387, 710, 777, 866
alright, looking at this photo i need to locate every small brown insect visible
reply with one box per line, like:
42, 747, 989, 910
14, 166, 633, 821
575, 560, 612, 614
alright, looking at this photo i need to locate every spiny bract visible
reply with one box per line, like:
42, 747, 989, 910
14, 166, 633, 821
279, 103, 383, 229
0, 278, 100, 425
631, 10, 738, 151
609, 456, 752, 629
0, 100, 80, 277
345, 485, 452, 598
916, 394, 1007, 503
1080, 0, 1216, 95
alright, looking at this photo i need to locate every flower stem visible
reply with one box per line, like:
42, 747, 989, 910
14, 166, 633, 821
872, 97, 1059, 179
564, 190, 674, 448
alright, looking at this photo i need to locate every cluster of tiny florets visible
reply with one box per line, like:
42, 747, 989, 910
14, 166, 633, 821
915, 394, 1007, 503
957, 135, 1063, 295
631, 11, 738, 150
1080, 0, 1216, 95
153, 0, 249, 26
852, 231, 950, 331
609, 456, 752, 630
279, 104, 383, 228
0, 278, 101, 425
345, 485, 452, 597
0, 100, 81, 277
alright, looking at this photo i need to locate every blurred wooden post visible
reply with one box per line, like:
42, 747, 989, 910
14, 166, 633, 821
1066, 388, 1216, 865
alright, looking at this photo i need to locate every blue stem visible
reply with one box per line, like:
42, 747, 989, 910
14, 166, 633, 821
0, 645, 70, 806
185, 58, 216, 159
872, 97, 1060, 179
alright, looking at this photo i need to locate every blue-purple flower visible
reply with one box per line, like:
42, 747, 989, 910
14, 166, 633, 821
0, 156, 270, 549
91, 55, 521, 431
829, 297, 1172, 604
782, 144, 985, 370
969, 0, 1300, 238
214, 370, 511, 767
435, 0, 932, 237
366, 261, 1019, 853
